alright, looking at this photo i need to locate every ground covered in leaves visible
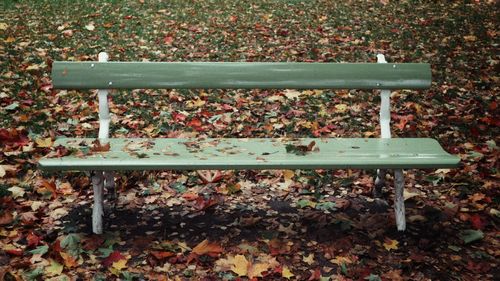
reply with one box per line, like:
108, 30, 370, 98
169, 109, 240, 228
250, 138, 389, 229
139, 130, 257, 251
0, 0, 499, 280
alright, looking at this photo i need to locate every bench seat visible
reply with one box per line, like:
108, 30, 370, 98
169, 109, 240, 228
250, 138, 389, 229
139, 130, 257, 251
39, 138, 459, 171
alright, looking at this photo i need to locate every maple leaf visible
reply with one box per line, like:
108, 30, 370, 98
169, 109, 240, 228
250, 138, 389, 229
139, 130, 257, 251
187, 239, 223, 263
35, 137, 52, 148
383, 238, 399, 251
45, 259, 63, 276
197, 170, 224, 184
282, 266, 295, 279
102, 251, 126, 267
229, 254, 270, 278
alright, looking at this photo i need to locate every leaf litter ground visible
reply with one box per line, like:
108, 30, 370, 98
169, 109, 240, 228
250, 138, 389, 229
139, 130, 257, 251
0, 0, 498, 280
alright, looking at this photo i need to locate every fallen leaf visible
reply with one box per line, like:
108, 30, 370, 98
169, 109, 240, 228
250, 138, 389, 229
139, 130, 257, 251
191, 239, 223, 256
460, 229, 484, 244
231, 254, 249, 276
383, 238, 399, 251
8, 186, 25, 198
62, 29, 73, 37
0, 212, 14, 225
35, 137, 52, 148
335, 104, 348, 113
84, 23, 95, 31
0, 23, 8, 30
91, 139, 110, 152
45, 259, 63, 276
282, 266, 295, 279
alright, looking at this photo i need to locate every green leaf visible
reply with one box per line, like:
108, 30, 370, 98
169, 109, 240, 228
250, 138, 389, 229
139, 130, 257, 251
297, 199, 315, 208
61, 233, 81, 256
24, 267, 44, 281
5, 102, 19, 110
29, 245, 48, 255
170, 182, 186, 193
460, 229, 484, 244
315, 201, 336, 211
365, 274, 382, 281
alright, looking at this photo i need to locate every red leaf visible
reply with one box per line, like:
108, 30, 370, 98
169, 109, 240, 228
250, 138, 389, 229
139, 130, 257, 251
163, 36, 174, 45
469, 214, 487, 230
193, 196, 218, 211
5, 249, 23, 256
27, 232, 41, 247
308, 268, 322, 281
187, 118, 202, 128
150, 251, 175, 260
102, 250, 126, 267
172, 112, 186, 122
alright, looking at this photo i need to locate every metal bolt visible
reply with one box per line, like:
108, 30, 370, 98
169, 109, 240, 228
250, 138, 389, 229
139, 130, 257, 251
393, 64, 396, 68
108, 82, 113, 86
376, 83, 381, 86
90, 63, 95, 68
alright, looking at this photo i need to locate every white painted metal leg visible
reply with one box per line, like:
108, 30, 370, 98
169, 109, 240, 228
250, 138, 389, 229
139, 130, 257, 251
91, 171, 105, 234
394, 169, 406, 231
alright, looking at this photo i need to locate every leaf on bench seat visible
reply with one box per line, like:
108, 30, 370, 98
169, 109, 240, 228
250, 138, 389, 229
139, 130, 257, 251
285, 141, 318, 156
91, 139, 110, 152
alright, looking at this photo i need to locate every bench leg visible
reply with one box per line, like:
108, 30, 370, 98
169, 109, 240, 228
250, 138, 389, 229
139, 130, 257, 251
394, 169, 406, 231
104, 171, 116, 201
91, 171, 105, 234
374, 169, 386, 197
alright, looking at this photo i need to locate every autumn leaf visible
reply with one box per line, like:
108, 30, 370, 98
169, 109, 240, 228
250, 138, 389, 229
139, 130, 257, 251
8, 186, 25, 198
187, 239, 223, 263
383, 238, 399, 251
282, 266, 295, 279
102, 251, 126, 267
45, 259, 63, 276
0, 212, 13, 225
91, 139, 111, 152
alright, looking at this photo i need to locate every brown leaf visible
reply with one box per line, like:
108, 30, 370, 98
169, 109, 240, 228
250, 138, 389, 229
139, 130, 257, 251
0, 212, 13, 225
91, 139, 110, 152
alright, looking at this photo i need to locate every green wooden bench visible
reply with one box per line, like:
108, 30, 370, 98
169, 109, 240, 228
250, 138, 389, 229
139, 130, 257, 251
39, 53, 460, 234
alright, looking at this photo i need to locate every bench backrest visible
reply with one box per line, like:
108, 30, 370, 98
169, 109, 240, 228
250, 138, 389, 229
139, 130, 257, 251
52, 62, 431, 90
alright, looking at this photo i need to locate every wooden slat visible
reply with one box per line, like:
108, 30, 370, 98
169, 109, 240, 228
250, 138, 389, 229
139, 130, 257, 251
39, 138, 459, 171
52, 62, 431, 90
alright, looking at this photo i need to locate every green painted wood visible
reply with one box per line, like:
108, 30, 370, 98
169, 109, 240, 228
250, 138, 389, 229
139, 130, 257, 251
39, 138, 459, 171
52, 62, 431, 90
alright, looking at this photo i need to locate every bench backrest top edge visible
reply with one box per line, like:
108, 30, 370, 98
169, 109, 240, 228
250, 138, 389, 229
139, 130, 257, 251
52, 61, 432, 90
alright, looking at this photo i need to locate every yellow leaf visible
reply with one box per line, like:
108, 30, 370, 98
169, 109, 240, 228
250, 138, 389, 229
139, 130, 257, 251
283, 170, 294, 181
112, 258, 128, 270
5, 37, 15, 43
248, 262, 269, 278
282, 266, 294, 279
330, 255, 353, 265
0, 23, 8, 30
383, 238, 399, 251
0, 166, 5, 178
463, 35, 477, 42
45, 259, 64, 276
231, 254, 248, 276
186, 97, 206, 108
302, 253, 315, 265
335, 104, 348, 113
35, 137, 53, 148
